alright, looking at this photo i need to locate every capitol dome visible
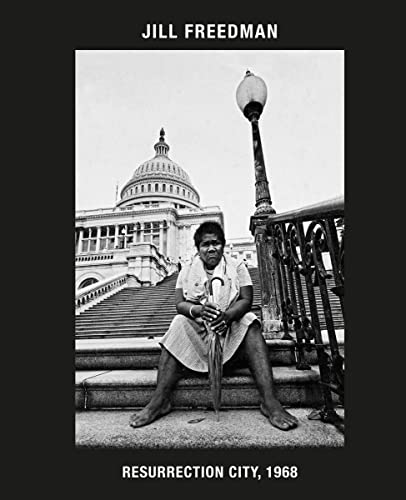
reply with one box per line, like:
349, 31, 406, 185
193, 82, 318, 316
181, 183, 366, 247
116, 129, 200, 210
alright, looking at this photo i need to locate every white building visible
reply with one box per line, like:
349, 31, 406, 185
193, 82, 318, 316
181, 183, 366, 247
75, 129, 256, 290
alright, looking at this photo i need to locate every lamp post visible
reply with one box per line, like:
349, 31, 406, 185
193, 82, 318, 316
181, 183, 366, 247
236, 70, 281, 337
236, 70, 275, 216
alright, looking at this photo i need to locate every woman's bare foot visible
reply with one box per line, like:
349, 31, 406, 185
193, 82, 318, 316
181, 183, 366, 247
260, 400, 298, 431
129, 400, 172, 428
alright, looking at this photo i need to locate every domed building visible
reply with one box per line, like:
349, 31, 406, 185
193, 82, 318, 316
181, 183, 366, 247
117, 128, 200, 211
75, 129, 256, 292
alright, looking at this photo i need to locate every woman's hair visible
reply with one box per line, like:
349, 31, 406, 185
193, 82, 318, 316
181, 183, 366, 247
194, 221, 226, 248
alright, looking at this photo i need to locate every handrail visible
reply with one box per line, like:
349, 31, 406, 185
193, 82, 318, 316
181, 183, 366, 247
75, 273, 131, 312
76, 272, 128, 299
263, 195, 344, 431
267, 195, 344, 224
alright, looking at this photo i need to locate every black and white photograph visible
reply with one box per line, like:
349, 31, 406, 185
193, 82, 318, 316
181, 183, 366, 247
75, 49, 345, 456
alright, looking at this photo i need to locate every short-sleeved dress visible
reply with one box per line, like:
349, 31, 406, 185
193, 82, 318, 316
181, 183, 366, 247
159, 259, 260, 372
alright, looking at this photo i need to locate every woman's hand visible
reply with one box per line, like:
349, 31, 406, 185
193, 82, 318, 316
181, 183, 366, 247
201, 302, 221, 322
202, 302, 230, 335
211, 312, 229, 335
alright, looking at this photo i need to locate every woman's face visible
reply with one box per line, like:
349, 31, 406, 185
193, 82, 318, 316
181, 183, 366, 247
198, 232, 224, 270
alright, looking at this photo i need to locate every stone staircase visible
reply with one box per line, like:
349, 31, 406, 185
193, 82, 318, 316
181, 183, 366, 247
75, 269, 343, 339
75, 268, 344, 448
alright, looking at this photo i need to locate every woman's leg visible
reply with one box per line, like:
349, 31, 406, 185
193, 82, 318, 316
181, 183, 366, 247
241, 322, 298, 431
129, 347, 184, 428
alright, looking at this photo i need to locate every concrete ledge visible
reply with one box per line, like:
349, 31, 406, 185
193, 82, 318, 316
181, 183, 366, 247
75, 366, 322, 410
75, 338, 297, 369
75, 408, 344, 449
75, 333, 344, 370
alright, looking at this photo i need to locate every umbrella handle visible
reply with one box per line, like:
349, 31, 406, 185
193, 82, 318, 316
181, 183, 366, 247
208, 276, 224, 298
208, 276, 224, 307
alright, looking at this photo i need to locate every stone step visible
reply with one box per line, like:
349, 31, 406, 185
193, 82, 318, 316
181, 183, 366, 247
95, 290, 262, 297
78, 310, 176, 316
79, 306, 180, 312
75, 323, 174, 330
76, 315, 262, 326
76, 320, 174, 327
75, 331, 344, 369
91, 292, 166, 295
78, 306, 262, 319
75, 338, 297, 369
101, 295, 333, 304
77, 312, 177, 318
91, 293, 177, 299
85, 301, 333, 310
75, 332, 166, 339
77, 313, 259, 325
76, 407, 344, 448
91, 300, 179, 304
76, 320, 176, 327
79, 303, 338, 316
79, 310, 177, 316
75, 328, 177, 334
105, 296, 177, 300
85, 306, 262, 313
82, 305, 263, 314
75, 326, 170, 334
105, 291, 263, 297
75, 366, 324, 410
85, 302, 179, 308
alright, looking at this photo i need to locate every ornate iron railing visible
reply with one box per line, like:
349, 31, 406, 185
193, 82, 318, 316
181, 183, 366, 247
266, 196, 344, 430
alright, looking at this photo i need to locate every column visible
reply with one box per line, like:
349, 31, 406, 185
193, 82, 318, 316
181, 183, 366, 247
140, 222, 144, 243
107, 226, 112, 250
95, 226, 101, 252
124, 224, 128, 248
182, 226, 187, 259
177, 225, 183, 260
78, 229, 84, 254
132, 224, 137, 245
179, 225, 184, 260
166, 221, 172, 258
162, 224, 168, 256
185, 225, 191, 260
114, 225, 119, 248
159, 222, 164, 254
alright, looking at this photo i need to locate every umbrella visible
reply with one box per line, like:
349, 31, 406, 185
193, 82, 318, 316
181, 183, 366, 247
205, 276, 225, 421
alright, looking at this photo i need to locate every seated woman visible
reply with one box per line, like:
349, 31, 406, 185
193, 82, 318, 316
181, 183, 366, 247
129, 221, 298, 431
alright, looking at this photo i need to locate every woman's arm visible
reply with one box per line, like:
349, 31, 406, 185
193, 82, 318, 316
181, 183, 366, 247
174, 285, 253, 329
174, 288, 227, 323
174, 288, 204, 320
224, 285, 253, 322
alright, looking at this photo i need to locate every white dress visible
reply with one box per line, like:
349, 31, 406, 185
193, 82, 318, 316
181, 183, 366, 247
159, 257, 260, 372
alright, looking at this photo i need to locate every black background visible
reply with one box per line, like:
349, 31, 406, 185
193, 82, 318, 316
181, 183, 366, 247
13, 3, 388, 496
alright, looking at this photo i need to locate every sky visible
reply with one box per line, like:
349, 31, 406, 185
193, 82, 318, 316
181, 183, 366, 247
76, 50, 344, 240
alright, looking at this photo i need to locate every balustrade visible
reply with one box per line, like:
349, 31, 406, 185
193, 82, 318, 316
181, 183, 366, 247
261, 195, 344, 430
76, 254, 114, 263
75, 273, 129, 311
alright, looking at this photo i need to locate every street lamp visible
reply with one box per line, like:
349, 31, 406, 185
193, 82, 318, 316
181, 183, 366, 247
236, 70, 280, 336
236, 70, 275, 216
